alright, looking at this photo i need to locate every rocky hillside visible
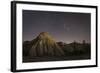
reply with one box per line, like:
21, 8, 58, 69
23, 32, 65, 57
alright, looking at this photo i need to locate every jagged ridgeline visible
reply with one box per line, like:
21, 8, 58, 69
23, 32, 65, 57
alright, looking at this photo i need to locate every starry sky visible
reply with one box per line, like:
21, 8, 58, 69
23, 10, 91, 43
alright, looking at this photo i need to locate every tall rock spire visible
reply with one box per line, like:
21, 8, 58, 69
29, 32, 65, 57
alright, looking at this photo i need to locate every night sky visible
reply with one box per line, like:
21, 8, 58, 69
23, 10, 91, 43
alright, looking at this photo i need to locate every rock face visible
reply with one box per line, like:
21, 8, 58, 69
28, 32, 65, 57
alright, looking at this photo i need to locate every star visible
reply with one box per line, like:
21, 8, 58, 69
64, 24, 70, 31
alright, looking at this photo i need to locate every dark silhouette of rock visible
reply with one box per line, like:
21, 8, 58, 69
57, 42, 66, 48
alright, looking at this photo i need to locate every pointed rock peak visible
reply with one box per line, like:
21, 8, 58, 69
38, 32, 53, 40
38, 32, 50, 37
39, 32, 49, 35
